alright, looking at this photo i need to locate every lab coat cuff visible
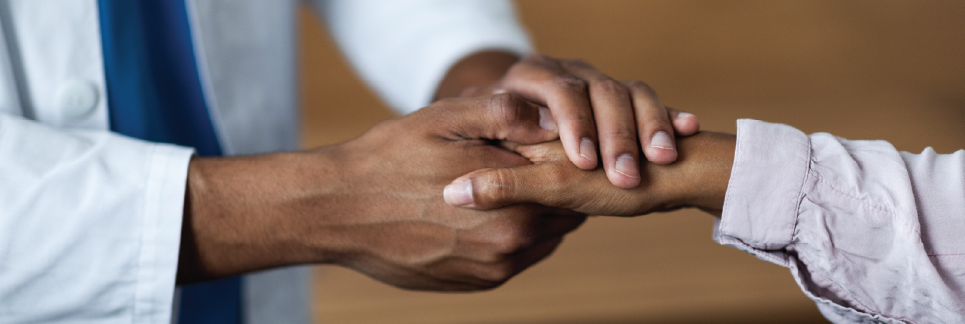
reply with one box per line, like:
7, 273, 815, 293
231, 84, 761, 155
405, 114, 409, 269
714, 119, 810, 267
133, 143, 194, 322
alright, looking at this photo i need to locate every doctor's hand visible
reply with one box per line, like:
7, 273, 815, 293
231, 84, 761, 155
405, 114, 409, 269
443, 132, 736, 217
436, 52, 700, 190
179, 93, 585, 291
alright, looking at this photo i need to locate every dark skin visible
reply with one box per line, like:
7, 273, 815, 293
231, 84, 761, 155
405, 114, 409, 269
177, 50, 698, 289
449, 52, 701, 189
179, 93, 585, 289
447, 132, 737, 217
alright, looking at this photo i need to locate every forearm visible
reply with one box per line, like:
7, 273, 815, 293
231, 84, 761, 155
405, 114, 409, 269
176, 95, 575, 291
449, 131, 735, 216
648, 132, 735, 215
716, 119, 965, 322
433, 50, 519, 101
178, 148, 342, 283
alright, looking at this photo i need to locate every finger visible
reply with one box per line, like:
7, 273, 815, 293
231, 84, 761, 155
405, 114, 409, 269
623, 80, 677, 165
562, 60, 641, 189
667, 107, 700, 136
432, 93, 558, 144
498, 140, 568, 164
443, 162, 575, 210
498, 54, 599, 170
445, 141, 569, 209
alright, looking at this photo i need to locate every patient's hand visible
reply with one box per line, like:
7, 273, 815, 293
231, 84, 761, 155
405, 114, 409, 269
443, 132, 736, 217
459, 54, 701, 190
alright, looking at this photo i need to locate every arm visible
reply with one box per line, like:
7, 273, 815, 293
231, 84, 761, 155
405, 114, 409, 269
442, 131, 734, 216
451, 120, 965, 323
311, 0, 700, 189
176, 94, 585, 290
0, 113, 192, 322
717, 120, 965, 323
0, 95, 581, 321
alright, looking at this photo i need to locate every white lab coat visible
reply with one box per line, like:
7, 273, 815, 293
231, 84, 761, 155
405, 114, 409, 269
0, 0, 531, 323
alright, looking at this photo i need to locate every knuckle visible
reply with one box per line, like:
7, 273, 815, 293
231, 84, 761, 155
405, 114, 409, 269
595, 78, 629, 95
488, 93, 525, 125
552, 76, 587, 93
543, 167, 577, 207
606, 127, 637, 142
626, 79, 654, 90
625, 79, 648, 89
626, 80, 658, 97
491, 227, 534, 255
557, 111, 594, 125
489, 92, 518, 109
562, 58, 590, 69
475, 169, 517, 206
489, 93, 524, 113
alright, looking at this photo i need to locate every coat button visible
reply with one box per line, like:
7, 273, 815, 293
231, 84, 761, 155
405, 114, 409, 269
56, 80, 100, 119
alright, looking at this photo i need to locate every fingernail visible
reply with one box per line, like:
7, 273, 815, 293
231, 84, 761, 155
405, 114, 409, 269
615, 154, 640, 179
677, 112, 694, 119
649, 131, 674, 150
538, 107, 557, 131
444, 180, 474, 206
579, 138, 597, 162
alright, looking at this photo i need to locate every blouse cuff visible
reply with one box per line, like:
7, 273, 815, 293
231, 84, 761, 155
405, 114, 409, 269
715, 119, 811, 266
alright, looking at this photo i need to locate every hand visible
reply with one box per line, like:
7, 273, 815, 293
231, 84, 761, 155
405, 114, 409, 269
461, 54, 701, 189
442, 132, 736, 217
179, 93, 586, 291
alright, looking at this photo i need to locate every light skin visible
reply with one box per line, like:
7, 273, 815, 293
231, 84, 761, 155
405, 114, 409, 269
444, 132, 737, 218
177, 50, 695, 290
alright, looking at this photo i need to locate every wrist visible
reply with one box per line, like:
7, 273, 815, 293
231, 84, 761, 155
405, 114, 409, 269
179, 148, 343, 283
651, 132, 735, 214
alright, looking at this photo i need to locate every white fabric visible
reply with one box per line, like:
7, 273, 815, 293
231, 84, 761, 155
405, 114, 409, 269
717, 120, 965, 323
3, 0, 108, 130
0, 114, 192, 323
0, 0, 533, 323
0, 7, 22, 117
312, 0, 533, 114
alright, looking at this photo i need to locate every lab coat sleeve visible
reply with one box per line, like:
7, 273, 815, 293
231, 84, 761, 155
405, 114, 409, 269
310, 0, 533, 114
715, 119, 965, 323
0, 113, 193, 323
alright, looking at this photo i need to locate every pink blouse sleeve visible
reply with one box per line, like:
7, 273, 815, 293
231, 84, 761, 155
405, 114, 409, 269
715, 119, 965, 323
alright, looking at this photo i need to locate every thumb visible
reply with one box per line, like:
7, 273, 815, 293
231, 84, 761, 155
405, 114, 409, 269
436, 93, 558, 144
443, 163, 568, 210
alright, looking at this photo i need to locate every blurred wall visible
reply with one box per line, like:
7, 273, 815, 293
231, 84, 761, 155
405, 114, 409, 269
299, 1, 965, 323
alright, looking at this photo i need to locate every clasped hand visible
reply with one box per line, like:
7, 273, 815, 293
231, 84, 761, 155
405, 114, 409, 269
181, 54, 720, 293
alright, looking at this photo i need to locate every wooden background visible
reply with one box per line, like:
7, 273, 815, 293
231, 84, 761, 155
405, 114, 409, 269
297, 1, 965, 323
